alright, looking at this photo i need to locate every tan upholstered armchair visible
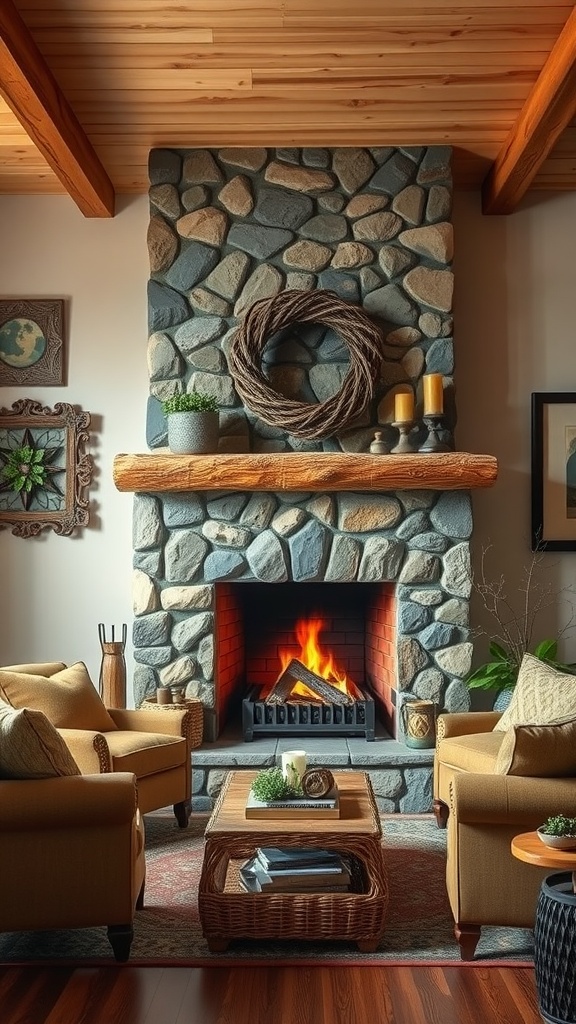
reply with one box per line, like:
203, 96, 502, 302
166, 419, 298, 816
0, 772, 145, 961
434, 710, 576, 959
0, 661, 195, 827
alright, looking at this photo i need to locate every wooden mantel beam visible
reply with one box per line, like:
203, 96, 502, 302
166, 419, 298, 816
482, 6, 576, 215
0, 0, 114, 217
113, 452, 499, 494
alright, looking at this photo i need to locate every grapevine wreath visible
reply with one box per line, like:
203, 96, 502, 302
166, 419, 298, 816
228, 289, 383, 440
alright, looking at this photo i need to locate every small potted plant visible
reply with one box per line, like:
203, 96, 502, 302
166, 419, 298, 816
251, 767, 303, 803
161, 389, 219, 454
537, 814, 576, 850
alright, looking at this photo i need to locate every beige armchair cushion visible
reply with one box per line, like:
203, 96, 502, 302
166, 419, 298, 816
494, 653, 576, 732
0, 698, 80, 779
494, 715, 576, 776
105, 730, 187, 777
0, 662, 117, 732
436, 730, 504, 774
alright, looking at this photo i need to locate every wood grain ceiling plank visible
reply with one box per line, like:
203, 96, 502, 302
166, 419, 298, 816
285, 0, 571, 9
36, 44, 557, 63
36, 29, 215, 44
0, 0, 115, 216
483, 5, 576, 212
20, 11, 283, 30
18, 0, 281, 9
54, 68, 253, 89
42, 51, 552, 70
249, 67, 538, 85
63, 84, 534, 104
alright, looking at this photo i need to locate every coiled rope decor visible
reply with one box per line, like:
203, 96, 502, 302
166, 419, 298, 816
228, 289, 382, 440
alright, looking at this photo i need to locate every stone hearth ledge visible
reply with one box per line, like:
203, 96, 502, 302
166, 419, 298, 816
113, 451, 498, 493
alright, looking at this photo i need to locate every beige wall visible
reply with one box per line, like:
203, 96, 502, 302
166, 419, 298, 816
0, 195, 149, 686
454, 190, 576, 665
0, 186, 574, 696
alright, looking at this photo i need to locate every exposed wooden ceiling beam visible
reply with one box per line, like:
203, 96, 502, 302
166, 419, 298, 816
0, 0, 115, 217
482, 6, 576, 215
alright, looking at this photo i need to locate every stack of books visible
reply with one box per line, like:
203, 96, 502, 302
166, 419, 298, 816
238, 846, 351, 894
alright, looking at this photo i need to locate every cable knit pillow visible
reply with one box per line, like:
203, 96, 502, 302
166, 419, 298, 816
0, 698, 80, 779
495, 716, 576, 776
0, 662, 117, 732
494, 653, 576, 732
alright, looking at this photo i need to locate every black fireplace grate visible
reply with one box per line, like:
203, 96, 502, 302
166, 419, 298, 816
242, 685, 375, 741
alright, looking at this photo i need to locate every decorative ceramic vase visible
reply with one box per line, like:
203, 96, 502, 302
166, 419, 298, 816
167, 410, 219, 454
400, 698, 437, 749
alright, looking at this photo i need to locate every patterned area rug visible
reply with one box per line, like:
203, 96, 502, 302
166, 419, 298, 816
0, 813, 534, 966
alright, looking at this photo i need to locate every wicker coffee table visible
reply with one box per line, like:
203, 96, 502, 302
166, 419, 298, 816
198, 770, 388, 952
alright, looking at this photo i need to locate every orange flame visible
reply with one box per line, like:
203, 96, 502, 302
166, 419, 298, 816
278, 617, 357, 699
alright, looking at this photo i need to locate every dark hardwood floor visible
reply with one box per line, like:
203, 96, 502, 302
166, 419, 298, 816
0, 965, 541, 1024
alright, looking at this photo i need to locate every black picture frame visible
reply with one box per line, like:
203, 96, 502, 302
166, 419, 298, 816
531, 391, 576, 551
0, 298, 65, 386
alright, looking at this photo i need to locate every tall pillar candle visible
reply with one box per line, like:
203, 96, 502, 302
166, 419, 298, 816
281, 749, 307, 788
423, 374, 444, 415
394, 391, 414, 423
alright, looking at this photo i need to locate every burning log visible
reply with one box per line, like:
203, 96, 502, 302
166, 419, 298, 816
266, 658, 353, 705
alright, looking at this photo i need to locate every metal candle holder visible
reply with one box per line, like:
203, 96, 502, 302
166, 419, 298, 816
419, 414, 452, 453
390, 420, 417, 454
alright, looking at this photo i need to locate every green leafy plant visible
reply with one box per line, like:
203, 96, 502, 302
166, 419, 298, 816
161, 391, 218, 415
251, 766, 302, 802
1, 444, 47, 493
466, 544, 576, 693
539, 814, 576, 837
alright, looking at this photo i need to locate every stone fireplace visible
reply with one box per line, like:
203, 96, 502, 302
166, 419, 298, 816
131, 481, 475, 743
114, 144, 498, 809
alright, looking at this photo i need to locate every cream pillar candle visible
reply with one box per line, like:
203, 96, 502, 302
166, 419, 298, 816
423, 373, 444, 415
394, 391, 414, 423
281, 749, 307, 788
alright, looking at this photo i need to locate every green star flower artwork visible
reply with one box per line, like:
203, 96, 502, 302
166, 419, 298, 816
0, 426, 66, 512
0, 399, 93, 537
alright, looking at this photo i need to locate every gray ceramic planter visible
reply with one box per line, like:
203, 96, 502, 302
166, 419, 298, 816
167, 410, 219, 454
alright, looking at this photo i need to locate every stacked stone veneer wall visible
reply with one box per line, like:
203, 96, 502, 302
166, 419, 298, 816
133, 487, 474, 741
134, 144, 473, 742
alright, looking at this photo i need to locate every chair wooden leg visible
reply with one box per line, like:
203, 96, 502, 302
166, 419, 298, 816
107, 924, 134, 962
174, 799, 191, 828
454, 923, 481, 960
433, 798, 449, 829
136, 877, 145, 910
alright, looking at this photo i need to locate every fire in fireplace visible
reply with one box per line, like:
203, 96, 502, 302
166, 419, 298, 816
242, 615, 376, 741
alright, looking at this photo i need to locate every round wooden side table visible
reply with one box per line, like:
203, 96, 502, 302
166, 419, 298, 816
512, 832, 576, 1024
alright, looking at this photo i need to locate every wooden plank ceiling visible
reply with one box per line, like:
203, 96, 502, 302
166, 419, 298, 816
1, 1, 576, 217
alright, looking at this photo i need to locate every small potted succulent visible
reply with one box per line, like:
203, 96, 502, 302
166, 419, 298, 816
537, 814, 576, 850
162, 389, 219, 454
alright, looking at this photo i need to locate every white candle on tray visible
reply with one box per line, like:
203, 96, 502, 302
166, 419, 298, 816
281, 749, 307, 788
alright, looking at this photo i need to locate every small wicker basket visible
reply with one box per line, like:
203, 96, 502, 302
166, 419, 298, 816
140, 694, 204, 749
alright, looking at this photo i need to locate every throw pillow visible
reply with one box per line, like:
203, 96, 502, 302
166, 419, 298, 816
493, 653, 576, 732
494, 716, 576, 776
1, 662, 67, 676
0, 661, 117, 732
0, 698, 80, 779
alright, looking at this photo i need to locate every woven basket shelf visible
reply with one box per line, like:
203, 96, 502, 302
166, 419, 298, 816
140, 695, 204, 750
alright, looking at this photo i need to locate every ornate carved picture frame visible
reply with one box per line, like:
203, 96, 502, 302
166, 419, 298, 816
0, 399, 92, 537
0, 299, 65, 386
